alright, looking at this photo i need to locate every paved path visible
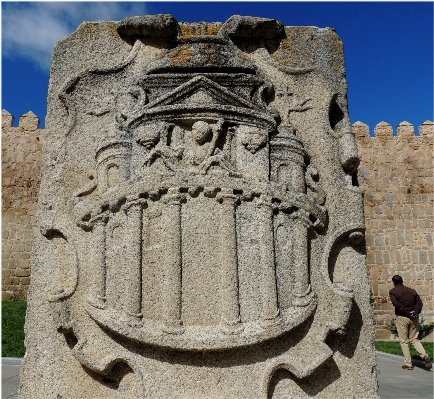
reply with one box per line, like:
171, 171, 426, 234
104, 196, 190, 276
2, 352, 433, 398
1, 358, 20, 399
376, 352, 433, 399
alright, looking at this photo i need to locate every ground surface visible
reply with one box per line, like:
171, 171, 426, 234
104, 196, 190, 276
2, 352, 432, 399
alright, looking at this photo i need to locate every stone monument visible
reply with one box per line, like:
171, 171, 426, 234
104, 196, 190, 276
20, 14, 379, 398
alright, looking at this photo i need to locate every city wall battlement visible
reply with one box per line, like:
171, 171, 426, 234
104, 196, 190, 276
353, 120, 433, 139
2, 110, 433, 338
2, 111, 45, 299
354, 119, 433, 338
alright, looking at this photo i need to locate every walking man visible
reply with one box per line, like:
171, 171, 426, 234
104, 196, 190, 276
389, 275, 432, 370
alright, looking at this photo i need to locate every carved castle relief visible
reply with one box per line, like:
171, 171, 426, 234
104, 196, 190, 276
59, 20, 329, 351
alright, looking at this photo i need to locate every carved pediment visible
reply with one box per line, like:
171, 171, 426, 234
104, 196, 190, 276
128, 75, 277, 130
147, 76, 255, 109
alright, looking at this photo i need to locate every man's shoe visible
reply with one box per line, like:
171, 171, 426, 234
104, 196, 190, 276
402, 364, 413, 370
423, 355, 432, 369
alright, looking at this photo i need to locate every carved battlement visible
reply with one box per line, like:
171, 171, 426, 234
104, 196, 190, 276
352, 120, 434, 140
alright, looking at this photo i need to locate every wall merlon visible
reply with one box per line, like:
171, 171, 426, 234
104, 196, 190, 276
2, 110, 45, 301
2, 110, 14, 129
374, 121, 393, 138
351, 121, 369, 140
419, 120, 434, 137
19, 111, 40, 131
397, 121, 415, 137
355, 117, 434, 328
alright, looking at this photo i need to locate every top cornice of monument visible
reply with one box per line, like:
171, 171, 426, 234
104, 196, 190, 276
113, 14, 317, 75
116, 14, 285, 45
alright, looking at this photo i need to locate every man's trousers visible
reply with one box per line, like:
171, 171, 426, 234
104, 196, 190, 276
395, 315, 428, 366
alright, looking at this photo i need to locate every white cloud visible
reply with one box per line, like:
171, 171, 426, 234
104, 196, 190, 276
2, 2, 148, 70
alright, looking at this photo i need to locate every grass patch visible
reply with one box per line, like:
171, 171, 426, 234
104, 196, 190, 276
376, 341, 433, 360
2, 301, 27, 357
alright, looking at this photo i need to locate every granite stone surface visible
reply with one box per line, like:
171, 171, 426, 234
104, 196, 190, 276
19, 14, 379, 398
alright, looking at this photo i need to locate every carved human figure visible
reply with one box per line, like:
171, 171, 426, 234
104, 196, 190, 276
238, 125, 268, 154
135, 124, 160, 150
136, 121, 184, 171
185, 121, 212, 167
186, 119, 237, 175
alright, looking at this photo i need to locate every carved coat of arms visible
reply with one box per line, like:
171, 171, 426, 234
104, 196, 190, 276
22, 14, 376, 399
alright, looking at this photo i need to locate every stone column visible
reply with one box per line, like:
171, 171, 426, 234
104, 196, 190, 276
161, 188, 184, 334
292, 209, 312, 307
218, 189, 243, 334
87, 214, 108, 309
122, 201, 144, 325
257, 196, 281, 327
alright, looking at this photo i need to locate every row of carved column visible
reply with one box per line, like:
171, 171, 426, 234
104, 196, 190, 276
86, 189, 311, 333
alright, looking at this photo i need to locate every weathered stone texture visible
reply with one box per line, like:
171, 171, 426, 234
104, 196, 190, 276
353, 120, 434, 338
19, 14, 378, 399
2, 110, 45, 300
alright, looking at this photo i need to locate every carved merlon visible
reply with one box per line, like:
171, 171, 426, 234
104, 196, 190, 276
20, 13, 378, 399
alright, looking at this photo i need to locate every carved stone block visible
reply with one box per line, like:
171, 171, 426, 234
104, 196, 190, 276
20, 14, 379, 399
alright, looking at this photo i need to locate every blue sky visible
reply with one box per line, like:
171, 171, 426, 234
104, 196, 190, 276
2, 2, 433, 134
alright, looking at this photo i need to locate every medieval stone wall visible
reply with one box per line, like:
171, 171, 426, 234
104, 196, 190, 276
2, 110, 45, 300
354, 120, 434, 338
2, 110, 433, 337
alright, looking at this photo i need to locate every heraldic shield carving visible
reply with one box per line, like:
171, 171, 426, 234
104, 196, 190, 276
20, 14, 379, 399
66, 36, 327, 350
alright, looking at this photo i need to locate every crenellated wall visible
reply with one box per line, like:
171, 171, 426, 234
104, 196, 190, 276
2, 110, 433, 338
354, 120, 434, 338
2, 110, 45, 300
